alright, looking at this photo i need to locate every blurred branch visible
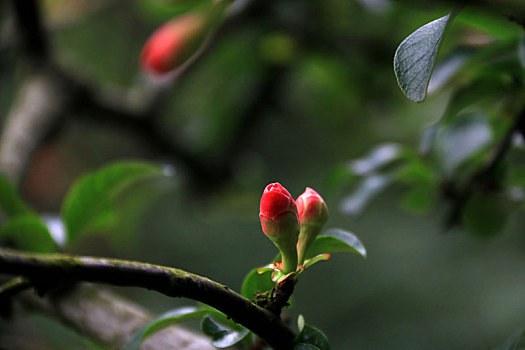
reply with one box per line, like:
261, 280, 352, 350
0, 67, 74, 183
20, 284, 218, 350
446, 104, 525, 227
10, 0, 49, 64
0, 248, 296, 350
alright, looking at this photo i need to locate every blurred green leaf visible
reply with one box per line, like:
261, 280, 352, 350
241, 267, 275, 299
400, 184, 438, 213
394, 13, 453, 103
340, 174, 392, 216
0, 172, 31, 217
435, 114, 492, 175
462, 193, 510, 237
306, 229, 366, 259
441, 77, 518, 123
61, 161, 168, 245
124, 307, 225, 350
396, 159, 435, 185
201, 315, 249, 348
396, 160, 438, 213
507, 165, 525, 188
259, 32, 296, 65
293, 323, 330, 350
457, 8, 523, 40
0, 214, 58, 253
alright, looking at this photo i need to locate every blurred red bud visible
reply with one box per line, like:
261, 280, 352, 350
140, 12, 210, 76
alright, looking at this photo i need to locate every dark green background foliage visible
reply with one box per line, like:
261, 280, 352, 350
1, 0, 525, 349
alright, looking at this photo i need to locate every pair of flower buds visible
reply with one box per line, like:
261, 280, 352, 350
140, 3, 227, 76
260, 183, 329, 274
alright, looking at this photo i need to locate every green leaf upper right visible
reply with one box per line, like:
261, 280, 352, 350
394, 13, 454, 103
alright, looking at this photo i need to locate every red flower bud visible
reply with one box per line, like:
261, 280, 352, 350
296, 187, 329, 265
296, 187, 329, 227
259, 182, 299, 273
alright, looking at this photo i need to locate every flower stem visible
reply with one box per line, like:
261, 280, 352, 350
280, 245, 298, 274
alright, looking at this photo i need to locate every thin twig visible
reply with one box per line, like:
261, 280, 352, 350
0, 276, 32, 298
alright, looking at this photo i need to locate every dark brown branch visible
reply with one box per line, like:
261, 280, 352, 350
0, 249, 296, 350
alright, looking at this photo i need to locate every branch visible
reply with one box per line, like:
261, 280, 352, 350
10, 0, 49, 63
19, 284, 218, 350
0, 249, 296, 350
0, 68, 74, 183
446, 104, 525, 227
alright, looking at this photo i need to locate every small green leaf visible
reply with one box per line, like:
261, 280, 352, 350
201, 315, 249, 348
61, 161, 168, 245
306, 229, 366, 259
0, 172, 31, 217
294, 344, 321, 350
241, 267, 275, 299
123, 307, 212, 350
0, 214, 58, 253
293, 324, 330, 350
394, 13, 454, 103
303, 254, 331, 269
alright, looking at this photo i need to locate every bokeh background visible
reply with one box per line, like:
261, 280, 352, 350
2, 0, 525, 349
